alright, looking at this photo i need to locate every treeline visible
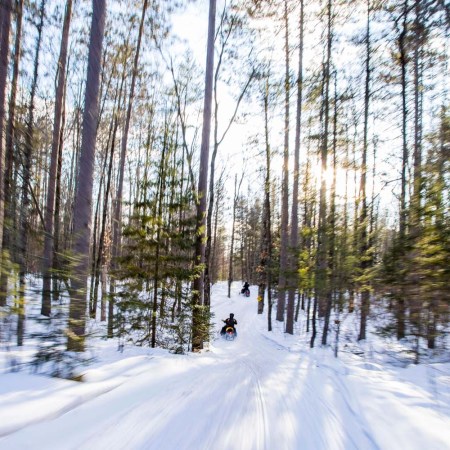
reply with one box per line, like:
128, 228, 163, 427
0, 0, 448, 363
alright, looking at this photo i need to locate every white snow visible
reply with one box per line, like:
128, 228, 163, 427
1, 282, 449, 450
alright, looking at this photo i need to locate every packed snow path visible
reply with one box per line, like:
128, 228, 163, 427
1, 283, 449, 449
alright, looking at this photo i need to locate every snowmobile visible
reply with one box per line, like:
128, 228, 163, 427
222, 326, 236, 341
221, 314, 237, 340
240, 283, 250, 297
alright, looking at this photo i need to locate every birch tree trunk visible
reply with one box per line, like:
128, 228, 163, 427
68, 0, 106, 352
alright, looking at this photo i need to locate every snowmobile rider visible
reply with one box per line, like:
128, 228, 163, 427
241, 281, 250, 294
221, 313, 237, 335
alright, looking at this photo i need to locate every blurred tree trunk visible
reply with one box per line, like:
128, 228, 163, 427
322, 72, 338, 345
68, 0, 106, 352
41, 0, 72, 317
358, 0, 372, 341
0, 0, 15, 305
52, 93, 65, 303
313, 0, 332, 347
276, 0, 290, 323
17, 0, 46, 346
411, 0, 423, 233
286, 0, 303, 334
258, 78, 273, 319
396, 0, 409, 341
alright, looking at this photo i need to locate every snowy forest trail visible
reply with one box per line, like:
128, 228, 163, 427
1, 283, 449, 450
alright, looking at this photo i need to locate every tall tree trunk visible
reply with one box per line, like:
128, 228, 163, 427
41, 0, 72, 316
151, 125, 169, 348
67, 0, 106, 352
228, 173, 243, 298
204, 16, 254, 307
52, 92, 65, 303
411, 0, 423, 234
17, 0, 46, 346
0, 0, 19, 305
0, 0, 13, 302
322, 71, 338, 345
313, 0, 332, 344
258, 78, 273, 318
191, 0, 216, 352
358, 0, 372, 341
286, 0, 304, 334
276, 0, 290, 323
397, 0, 409, 341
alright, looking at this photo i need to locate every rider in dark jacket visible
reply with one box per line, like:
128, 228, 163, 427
221, 313, 237, 335
241, 282, 250, 294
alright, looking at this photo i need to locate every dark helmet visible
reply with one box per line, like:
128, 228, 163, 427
230, 313, 234, 318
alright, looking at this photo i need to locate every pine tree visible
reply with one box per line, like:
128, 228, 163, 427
68, 0, 106, 352
192, 0, 217, 352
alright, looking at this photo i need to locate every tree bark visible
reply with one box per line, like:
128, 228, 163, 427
0, 0, 13, 297
313, 0, 332, 341
17, 0, 46, 346
286, 0, 304, 334
41, 0, 72, 316
411, 0, 423, 233
191, 0, 216, 352
0, 0, 17, 305
52, 93, 65, 303
276, 0, 290, 323
258, 78, 273, 319
68, 0, 106, 352
397, 0, 409, 341
322, 71, 338, 345
358, 0, 372, 341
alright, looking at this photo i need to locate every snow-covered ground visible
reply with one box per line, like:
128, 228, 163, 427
1, 282, 449, 450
